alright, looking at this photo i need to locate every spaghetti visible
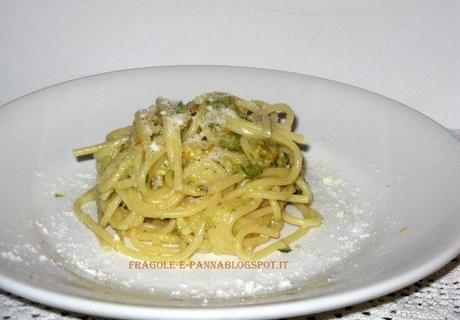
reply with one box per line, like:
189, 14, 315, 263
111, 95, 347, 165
73, 92, 322, 261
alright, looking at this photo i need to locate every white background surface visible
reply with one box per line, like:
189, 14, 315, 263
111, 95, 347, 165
1, 0, 459, 128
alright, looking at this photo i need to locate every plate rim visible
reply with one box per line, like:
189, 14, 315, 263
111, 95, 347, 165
0, 244, 458, 319
0, 65, 459, 319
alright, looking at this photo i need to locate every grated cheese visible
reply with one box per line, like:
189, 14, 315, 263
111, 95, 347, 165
203, 106, 237, 127
149, 141, 161, 152
206, 147, 224, 162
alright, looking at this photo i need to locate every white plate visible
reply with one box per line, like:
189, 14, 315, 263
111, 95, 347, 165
0, 66, 459, 320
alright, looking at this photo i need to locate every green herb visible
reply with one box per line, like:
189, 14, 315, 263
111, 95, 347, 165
277, 152, 290, 167
54, 193, 65, 198
219, 132, 240, 151
208, 122, 220, 132
240, 163, 263, 178
236, 110, 251, 122
246, 138, 279, 167
180, 128, 187, 140
152, 126, 163, 137
176, 101, 186, 113
278, 246, 292, 253
212, 95, 236, 108
294, 186, 304, 195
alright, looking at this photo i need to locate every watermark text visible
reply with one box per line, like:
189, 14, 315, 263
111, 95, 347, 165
128, 260, 288, 270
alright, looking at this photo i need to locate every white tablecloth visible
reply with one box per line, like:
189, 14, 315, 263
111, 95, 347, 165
1, 130, 459, 320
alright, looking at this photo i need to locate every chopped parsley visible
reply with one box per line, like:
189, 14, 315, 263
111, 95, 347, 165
175, 101, 187, 113
278, 246, 292, 253
54, 193, 65, 198
236, 110, 252, 121
219, 132, 240, 151
240, 163, 263, 178
180, 128, 187, 140
152, 126, 163, 137
277, 152, 290, 167
211, 95, 236, 108
208, 122, 220, 132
